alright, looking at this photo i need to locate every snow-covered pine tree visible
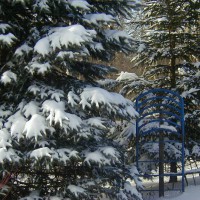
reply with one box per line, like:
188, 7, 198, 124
132, 0, 200, 88
100, 0, 200, 182
126, 0, 200, 181
0, 0, 143, 199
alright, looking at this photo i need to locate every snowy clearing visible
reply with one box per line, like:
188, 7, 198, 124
162, 185, 200, 200
140, 175, 200, 200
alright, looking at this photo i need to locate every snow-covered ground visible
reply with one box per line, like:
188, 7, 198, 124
141, 174, 200, 200
162, 185, 200, 200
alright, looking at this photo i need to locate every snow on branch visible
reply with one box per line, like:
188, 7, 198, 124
99, 146, 120, 162
67, 185, 86, 197
27, 61, 52, 75
23, 114, 50, 141
42, 100, 82, 130
117, 182, 143, 200
62, 113, 82, 131
52, 148, 70, 163
14, 43, 32, 57
27, 85, 40, 95
11, 116, 27, 140
119, 121, 136, 145
104, 30, 132, 43
84, 13, 115, 25
89, 42, 104, 52
129, 164, 144, 190
116, 71, 139, 82
1, 71, 17, 84
22, 101, 39, 118
0, 148, 20, 163
33, 0, 50, 13
34, 25, 96, 56
51, 148, 80, 163
68, 0, 91, 10
0, 23, 11, 33
181, 88, 200, 98
56, 51, 79, 60
80, 87, 138, 118
19, 191, 43, 200
84, 150, 110, 166
68, 91, 80, 107
86, 117, 107, 130
42, 100, 68, 126
48, 90, 64, 102
192, 145, 200, 157
0, 129, 12, 149
0, 33, 17, 46
34, 37, 50, 56
30, 147, 53, 160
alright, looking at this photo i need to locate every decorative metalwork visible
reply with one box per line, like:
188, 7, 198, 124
135, 88, 185, 196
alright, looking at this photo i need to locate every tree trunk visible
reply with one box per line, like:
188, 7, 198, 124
170, 56, 176, 89
169, 56, 178, 182
169, 162, 178, 183
169, 26, 178, 183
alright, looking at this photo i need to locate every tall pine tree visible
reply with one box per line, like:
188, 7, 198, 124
0, 0, 142, 199
130, 0, 200, 182
100, 0, 200, 183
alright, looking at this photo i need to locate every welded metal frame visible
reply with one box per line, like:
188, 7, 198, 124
135, 88, 185, 193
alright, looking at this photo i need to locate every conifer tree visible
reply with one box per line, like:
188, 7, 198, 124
0, 0, 142, 199
129, 0, 200, 182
